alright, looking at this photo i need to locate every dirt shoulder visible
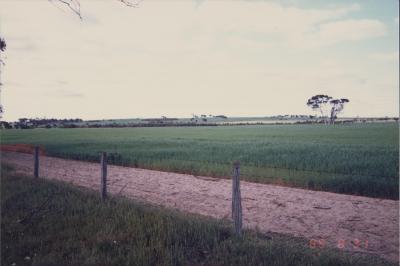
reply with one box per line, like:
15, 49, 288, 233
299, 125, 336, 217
2, 151, 398, 262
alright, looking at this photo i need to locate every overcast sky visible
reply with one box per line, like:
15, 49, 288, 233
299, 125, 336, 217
0, 0, 398, 121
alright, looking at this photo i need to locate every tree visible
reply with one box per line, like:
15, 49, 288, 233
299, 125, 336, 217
306, 94, 332, 124
0, 37, 5, 52
307, 94, 349, 125
329, 98, 349, 124
50, 0, 142, 19
0, 36, 6, 120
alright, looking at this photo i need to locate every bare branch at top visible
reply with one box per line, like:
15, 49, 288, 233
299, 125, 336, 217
49, 0, 143, 20
49, 0, 82, 20
118, 0, 143, 8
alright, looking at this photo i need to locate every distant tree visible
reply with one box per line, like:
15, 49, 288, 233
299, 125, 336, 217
306, 95, 332, 124
0, 121, 11, 129
329, 98, 349, 124
307, 94, 349, 125
0, 36, 6, 120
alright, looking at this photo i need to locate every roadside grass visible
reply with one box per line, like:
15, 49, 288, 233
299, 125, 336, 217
1, 123, 398, 199
1, 165, 395, 266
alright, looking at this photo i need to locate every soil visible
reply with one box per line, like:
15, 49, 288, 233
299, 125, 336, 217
0, 144, 46, 155
2, 151, 398, 262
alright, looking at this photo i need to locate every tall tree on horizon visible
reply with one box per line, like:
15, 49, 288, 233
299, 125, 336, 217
306, 94, 332, 124
329, 98, 350, 124
307, 94, 349, 125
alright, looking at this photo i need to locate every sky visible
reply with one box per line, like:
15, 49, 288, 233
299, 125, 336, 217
0, 0, 398, 121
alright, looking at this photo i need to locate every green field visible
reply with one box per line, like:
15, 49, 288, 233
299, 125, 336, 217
1, 166, 394, 266
1, 123, 399, 199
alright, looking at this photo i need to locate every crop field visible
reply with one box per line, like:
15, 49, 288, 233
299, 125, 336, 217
1, 123, 398, 199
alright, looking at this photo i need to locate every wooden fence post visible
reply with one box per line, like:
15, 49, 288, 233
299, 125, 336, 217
232, 161, 242, 236
101, 152, 107, 200
34, 146, 39, 178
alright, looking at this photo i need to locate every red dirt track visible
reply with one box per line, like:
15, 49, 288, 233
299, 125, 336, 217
0, 144, 46, 155
1, 151, 399, 262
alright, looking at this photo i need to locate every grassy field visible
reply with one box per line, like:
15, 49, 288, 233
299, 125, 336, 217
1, 165, 394, 266
1, 123, 398, 199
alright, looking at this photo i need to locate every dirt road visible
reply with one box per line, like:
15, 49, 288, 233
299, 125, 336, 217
2, 151, 398, 262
